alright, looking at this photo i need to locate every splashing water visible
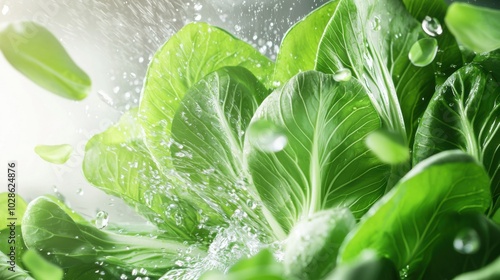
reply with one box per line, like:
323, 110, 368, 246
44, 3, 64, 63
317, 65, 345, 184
454, 228, 480, 254
333, 68, 352, 82
160, 221, 280, 280
409, 38, 438, 67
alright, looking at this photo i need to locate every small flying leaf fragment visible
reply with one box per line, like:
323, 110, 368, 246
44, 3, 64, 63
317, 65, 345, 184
34, 144, 73, 164
365, 130, 409, 164
22, 250, 63, 280
409, 38, 438, 67
0, 21, 91, 100
445, 3, 500, 53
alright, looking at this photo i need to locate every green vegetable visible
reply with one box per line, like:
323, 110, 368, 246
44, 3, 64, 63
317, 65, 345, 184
408, 38, 438, 67
34, 144, 73, 164
453, 256, 500, 280
170, 66, 272, 235
273, 1, 338, 85
16, 0, 500, 279
365, 130, 410, 164
0, 251, 34, 280
315, 0, 435, 145
446, 3, 500, 53
422, 213, 500, 279
327, 251, 399, 280
0, 21, 91, 100
402, 0, 463, 81
83, 108, 216, 243
200, 249, 284, 280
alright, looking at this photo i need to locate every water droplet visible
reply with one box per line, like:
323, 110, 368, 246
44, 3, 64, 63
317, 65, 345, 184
98, 91, 114, 107
194, 13, 202, 21
2, 5, 9, 15
333, 68, 352, 82
247, 120, 288, 153
454, 228, 480, 254
234, 25, 242, 32
113, 86, 120, 94
120, 274, 128, 280
95, 211, 109, 229
409, 38, 438, 67
131, 268, 138, 276
371, 16, 381, 31
194, 3, 203, 11
272, 81, 281, 88
77, 188, 84, 196
422, 16, 443, 37
138, 57, 144, 63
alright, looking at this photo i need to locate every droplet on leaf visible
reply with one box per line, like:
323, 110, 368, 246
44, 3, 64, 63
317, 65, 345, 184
422, 16, 443, 37
409, 38, 438, 67
34, 144, 73, 164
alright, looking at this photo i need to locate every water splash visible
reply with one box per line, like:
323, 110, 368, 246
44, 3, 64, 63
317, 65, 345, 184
422, 16, 443, 37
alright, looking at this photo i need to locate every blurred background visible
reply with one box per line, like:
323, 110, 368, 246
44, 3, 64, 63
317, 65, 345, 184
0, 0, 497, 222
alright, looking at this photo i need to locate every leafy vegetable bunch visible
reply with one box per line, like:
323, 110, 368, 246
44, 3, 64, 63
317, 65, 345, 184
2, 0, 500, 279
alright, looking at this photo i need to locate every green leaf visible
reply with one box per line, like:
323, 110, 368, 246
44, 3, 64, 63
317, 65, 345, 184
401, 0, 463, 80
139, 22, 273, 173
315, 0, 436, 145
284, 208, 355, 280
21, 196, 205, 278
0, 251, 34, 280
83, 109, 216, 242
22, 250, 63, 280
446, 3, 500, 53
453, 256, 500, 280
408, 38, 438, 67
365, 130, 410, 165
34, 144, 73, 164
170, 66, 272, 234
0, 193, 27, 229
245, 71, 389, 233
200, 249, 284, 280
413, 65, 500, 215
327, 251, 399, 280
0, 21, 91, 100
273, 1, 339, 85
339, 151, 492, 277
423, 213, 500, 279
